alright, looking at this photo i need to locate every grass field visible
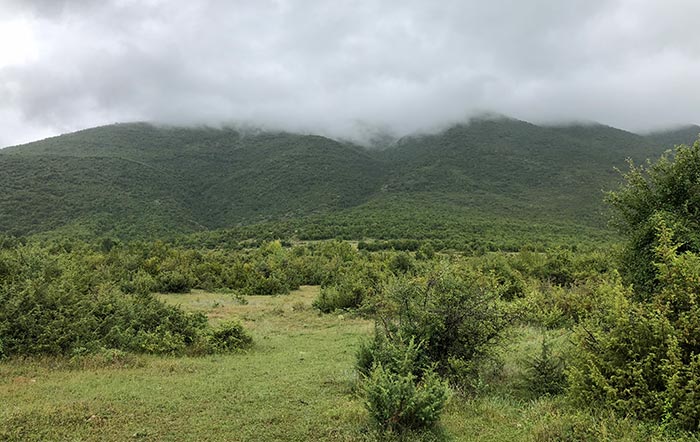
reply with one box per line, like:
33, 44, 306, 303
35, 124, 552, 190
1, 287, 693, 441
1, 287, 370, 441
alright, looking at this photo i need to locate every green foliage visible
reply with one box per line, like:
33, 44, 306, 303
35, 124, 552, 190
358, 239, 421, 252
475, 248, 616, 308
367, 266, 508, 389
0, 243, 254, 357
415, 243, 436, 260
573, 304, 694, 427
313, 283, 363, 313
570, 163, 700, 431
524, 335, 566, 397
4, 119, 693, 249
0, 238, 404, 357
363, 363, 450, 433
568, 294, 678, 421
206, 321, 253, 352
607, 139, 700, 296
354, 262, 511, 433
356, 332, 427, 379
388, 252, 415, 275
516, 274, 624, 328
358, 336, 450, 433
183, 197, 616, 254
0, 123, 384, 240
527, 405, 698, 442
312, 252, 386, 313
156, 270, 194, 293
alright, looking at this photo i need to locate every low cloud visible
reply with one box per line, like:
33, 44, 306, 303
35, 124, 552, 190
1, 0, 699, 146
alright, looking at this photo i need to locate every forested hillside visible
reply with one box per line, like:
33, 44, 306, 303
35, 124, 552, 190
1, 124, 385, 238
1, 117, 697, 245
380, 118, 696, 226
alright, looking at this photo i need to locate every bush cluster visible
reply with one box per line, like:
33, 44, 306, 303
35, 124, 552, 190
569, 225, 700, 431
312, 257, 387, 313
569, 140, 700, 431
356, 265, 508, 433
0, 244, 251, 357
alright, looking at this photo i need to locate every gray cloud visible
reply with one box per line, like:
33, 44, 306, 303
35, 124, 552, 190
1, 0, 699, 147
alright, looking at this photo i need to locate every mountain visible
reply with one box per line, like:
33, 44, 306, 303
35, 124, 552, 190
645, 125, 700, 150
377, 117, 687, 226
1, 123, 384, 237
1, 118, 697, 246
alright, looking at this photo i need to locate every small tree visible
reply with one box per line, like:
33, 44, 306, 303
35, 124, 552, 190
570, 139, 700, 431
364, 363, 450, 433
606, 138, 700, 297
525, 334, 566, 397
362, 265, 508, 388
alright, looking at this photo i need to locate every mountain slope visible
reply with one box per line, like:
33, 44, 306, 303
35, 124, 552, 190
2, 124, 385, 237
1, 118, 697, 243
379, 117, 692, 226
645, 125, 700, 150
0, 154, 199, 237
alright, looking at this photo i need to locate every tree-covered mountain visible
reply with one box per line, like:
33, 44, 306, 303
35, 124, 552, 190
1, 123, 385, 237
0, 117, 697, 245
379, 117, 681, 226
644, 124, 700, 150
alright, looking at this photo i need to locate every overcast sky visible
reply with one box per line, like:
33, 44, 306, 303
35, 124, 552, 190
1, 0, 699, 147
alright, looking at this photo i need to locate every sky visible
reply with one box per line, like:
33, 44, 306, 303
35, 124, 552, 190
1, 0, 699, 147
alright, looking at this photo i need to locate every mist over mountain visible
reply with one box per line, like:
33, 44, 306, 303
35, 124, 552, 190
2, 116, 697, 245
2, 1, 700, 148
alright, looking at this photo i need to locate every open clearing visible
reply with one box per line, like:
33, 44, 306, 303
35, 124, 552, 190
0, 286, 675, 441
1, 287, 371, 441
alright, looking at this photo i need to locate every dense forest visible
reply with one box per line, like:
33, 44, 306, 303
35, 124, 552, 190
1, 120, 700, 440
1, 117, 698, 245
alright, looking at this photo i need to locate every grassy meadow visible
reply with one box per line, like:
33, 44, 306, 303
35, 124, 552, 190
2, 285, 694, 441
2, 287, 368, 441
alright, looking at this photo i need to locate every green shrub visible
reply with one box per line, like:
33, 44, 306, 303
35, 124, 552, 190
569, 219, 700, 431
388, 252, 415, 275
569, 295, 673, 419
607, 139, 700, 296
239, 271, 289, 296
132, 270, 157, 295
313, 284, 361, 312
156, 270, 193, 293
516, 274, 623, 328
374, 267, 508, 387
207, 321, 253, 352
313, 259, 385, 313
364, 364, 449, 433
356, 333, 428, 379
478, 254, 530, 296
358, 336, 449, 433
414, 243, 435, 260
0, 244, 247, 357
134, 326, 188, 354
524, 335, 566, 397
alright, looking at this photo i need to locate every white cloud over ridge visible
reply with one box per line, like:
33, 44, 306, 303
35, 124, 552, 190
1, 0, 699, 146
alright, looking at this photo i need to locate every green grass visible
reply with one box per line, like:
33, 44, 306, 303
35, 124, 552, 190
1, 287, 370, 441
1, 288, 695, 441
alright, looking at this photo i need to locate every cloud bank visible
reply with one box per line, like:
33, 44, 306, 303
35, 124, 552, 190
1, 0, 699, 146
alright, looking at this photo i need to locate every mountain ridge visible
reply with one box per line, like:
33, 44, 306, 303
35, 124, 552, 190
1, 117, 698, 245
